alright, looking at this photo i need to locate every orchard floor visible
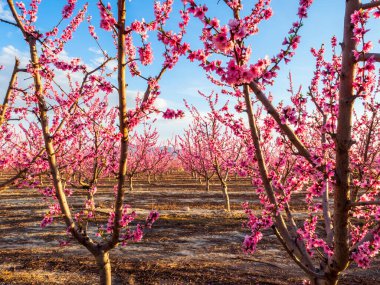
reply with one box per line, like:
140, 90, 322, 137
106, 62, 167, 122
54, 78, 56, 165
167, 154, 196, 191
0, 173, 379, 285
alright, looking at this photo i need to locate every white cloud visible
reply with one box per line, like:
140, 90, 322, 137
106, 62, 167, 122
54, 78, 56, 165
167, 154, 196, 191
0, 45, 29, 66
0, 0, 13, 22
88, 47, 104, 55
90, 55, 117, 74
154, 97, 167, 110
0, 45, 96, 98
0, 46, 30, 95
0, 45, 191, 143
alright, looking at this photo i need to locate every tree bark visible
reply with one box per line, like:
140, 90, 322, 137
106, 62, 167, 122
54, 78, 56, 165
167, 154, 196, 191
95, 251, 112, 285
129, 176, 133, 191
206, 177, 210, 192
309, 273, 338, 285
104, 0, 129, 252
221, 182, 230, 212
331, 0, 360, 273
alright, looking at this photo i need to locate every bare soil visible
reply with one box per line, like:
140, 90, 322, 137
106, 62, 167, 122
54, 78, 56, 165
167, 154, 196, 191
0, 173, 379, 285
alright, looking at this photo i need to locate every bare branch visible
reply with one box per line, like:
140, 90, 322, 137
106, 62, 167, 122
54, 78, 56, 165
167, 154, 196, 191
0, 58, 19, 126
0, 18, 17, 27
361, 1, 380, 9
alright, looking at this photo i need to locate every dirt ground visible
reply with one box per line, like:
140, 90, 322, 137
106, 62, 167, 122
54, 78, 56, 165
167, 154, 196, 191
0, 173, 379, 285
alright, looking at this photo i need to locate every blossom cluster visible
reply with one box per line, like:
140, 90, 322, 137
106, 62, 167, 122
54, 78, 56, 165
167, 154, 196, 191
351, 9, 377, 100
183, 0, 313, 87
102, 205, 159, 246
352, 234, 380, 268
97, 1, 116, 31
62, 0, 77, 19
162, 108, 185, 119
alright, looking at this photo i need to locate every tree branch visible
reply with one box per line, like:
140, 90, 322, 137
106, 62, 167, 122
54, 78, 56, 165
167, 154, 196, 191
7, 0, 97, 255
358, 52, 380, 62
0, 18, 18, 27
103, 0, 128, 252
0, 58, 19, 126
141, 67, 167, 107
350, 200, 380, 207
272, 225, 324, 278
331, 0, 361, 272
242, 85, 315, 271
361, 1, 380, 9
248, 81, 319, 169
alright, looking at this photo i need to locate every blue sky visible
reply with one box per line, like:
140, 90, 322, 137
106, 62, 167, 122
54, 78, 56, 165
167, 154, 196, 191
0, 0, 378, 140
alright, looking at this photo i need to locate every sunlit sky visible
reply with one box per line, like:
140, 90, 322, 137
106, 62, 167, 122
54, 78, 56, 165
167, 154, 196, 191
0, 0, 379, 140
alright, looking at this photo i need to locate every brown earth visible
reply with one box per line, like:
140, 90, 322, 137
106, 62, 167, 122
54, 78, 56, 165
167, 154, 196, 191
0, 173, 379, 285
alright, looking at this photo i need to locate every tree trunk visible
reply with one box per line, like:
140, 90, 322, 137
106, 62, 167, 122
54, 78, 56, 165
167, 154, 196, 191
309, 274, 338, 285
331, 0, 360, 272
206, 178, 210, 192
147, 174, 151, 184
129, 176, 133, 191
221, 182, 230, 212
95, 251, 112, 285
87, 189, 95, 211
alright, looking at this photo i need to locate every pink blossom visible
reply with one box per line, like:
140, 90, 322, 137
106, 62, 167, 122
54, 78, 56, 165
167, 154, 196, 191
162, 108, 185, 119
138, 43, 154, 65
62, 0, 77, 19
97, 1, 116, 31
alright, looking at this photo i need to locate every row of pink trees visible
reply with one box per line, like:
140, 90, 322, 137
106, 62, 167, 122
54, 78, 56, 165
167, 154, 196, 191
182, 0, 380, 284
0, 0, 189, 284
0, 57, 47, 191
124, 126, 172, 191
175, 117, 216, 192
176, 101, 244, 211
